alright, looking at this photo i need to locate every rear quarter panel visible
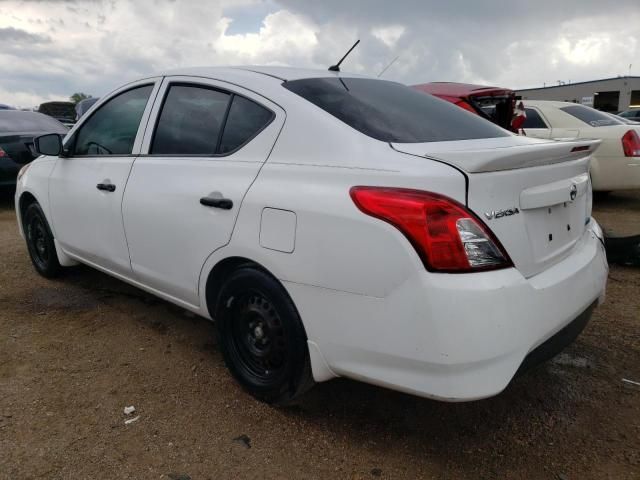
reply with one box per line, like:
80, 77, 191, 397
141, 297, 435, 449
198, 145, 466, 320
589, 126, 640, 190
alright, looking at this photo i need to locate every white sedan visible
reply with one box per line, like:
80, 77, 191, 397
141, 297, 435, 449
520, 100, 640, 191
15, 67, 607, 404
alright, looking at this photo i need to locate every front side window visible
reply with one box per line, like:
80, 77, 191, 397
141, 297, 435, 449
560, 105, 624, 127
283, 77, 510, 143
151, 85, 230, 155
523, 108, 548, 129
73, 85, 153, 155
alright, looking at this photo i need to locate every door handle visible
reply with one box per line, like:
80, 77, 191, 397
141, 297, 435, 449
96, 183, 116, 192
200, 196, 233, 210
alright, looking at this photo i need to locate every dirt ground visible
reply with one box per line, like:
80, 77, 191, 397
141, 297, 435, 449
0, 191, 638, 480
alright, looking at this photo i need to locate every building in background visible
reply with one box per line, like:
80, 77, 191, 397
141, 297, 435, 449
516, 76, 640, 112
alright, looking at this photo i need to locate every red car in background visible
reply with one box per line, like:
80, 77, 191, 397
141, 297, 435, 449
413, 82, 518, 132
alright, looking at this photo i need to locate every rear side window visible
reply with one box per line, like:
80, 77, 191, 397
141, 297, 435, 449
560, 105, 624, 127
283, 77, 510, 143
73, 85, 152, 155
523, 108, 548, 129
151, 85, 231, 155
219, 96, 274, 154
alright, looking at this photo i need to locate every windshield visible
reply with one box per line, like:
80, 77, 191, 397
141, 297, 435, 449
560, 105, 624, 127
283, 77, 511, 143
0, 111, 68, 134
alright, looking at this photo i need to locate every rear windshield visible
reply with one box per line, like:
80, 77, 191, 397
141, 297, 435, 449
283, 77, 510, 143
560, 105, 624, 127
0, 111, 68, 134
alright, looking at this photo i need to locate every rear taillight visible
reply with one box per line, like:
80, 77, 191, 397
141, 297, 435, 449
0, 146, 8, 158
454, 100, 478, 114
622, 130, 640, 157
350, 187, 512, 272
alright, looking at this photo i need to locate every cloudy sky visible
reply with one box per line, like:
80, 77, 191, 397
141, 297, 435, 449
1, 0, 639, 107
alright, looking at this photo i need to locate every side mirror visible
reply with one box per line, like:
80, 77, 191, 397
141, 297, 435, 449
34, 133, 63, 156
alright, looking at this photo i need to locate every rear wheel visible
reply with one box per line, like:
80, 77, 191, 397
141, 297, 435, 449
593, 191, 611, 198
23, 202, 61, 278
215, 266, 313, 405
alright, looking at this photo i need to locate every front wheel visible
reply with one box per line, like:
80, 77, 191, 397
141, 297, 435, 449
23, 202, 61, 278
215, 266, 313, 405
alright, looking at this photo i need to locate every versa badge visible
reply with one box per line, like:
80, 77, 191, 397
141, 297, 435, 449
484, 208, 520, 220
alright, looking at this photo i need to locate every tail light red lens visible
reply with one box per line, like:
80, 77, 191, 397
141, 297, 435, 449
0, 147, 8, 158
455, 100, 478, 115
622, 130, 640, 157
350, 187, 512, 272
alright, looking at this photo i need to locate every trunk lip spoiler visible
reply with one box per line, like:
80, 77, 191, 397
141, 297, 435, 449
391, 138, 602, 174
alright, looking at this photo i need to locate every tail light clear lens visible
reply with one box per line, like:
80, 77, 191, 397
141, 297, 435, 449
350, 187, 512, 272
622, 129, 640, 157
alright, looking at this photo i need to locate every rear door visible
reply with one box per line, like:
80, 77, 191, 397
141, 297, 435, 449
392, 137, 600, 278
48, 79, 160, 274
122, 77, 284, 306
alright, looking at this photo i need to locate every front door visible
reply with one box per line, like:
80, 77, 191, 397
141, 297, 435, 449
49, 80, 160, 274
122, 77, 284, 306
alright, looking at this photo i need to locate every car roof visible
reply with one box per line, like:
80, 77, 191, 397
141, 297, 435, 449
0, 109, 51, 119
412, 82, 513, 98
158, 66, 371, 82
0, 109, 68, 133
521, 100, 582, 108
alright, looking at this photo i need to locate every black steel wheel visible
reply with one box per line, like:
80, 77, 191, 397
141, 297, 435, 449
23, 202, 61, 278
216, 266, 313, 404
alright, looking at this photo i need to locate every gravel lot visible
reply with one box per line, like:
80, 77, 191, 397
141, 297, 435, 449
1, 191, 639, 480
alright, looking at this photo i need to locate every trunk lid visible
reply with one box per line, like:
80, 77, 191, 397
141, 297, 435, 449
392, 137, 601, 277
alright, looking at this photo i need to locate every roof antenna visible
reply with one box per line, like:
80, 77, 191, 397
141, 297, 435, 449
378, 55, 399, 78
329, 39, 360, 72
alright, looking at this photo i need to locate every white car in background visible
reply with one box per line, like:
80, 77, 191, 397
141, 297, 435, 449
618, 108, 640, 121
521, 100, 640, 192
15, 67, 607, 404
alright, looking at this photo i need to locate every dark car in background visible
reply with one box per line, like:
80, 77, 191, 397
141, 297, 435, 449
37, 101, 76, 128
412, 82, 517, 131
0, 110, 67, 191
75, 97, 99, 121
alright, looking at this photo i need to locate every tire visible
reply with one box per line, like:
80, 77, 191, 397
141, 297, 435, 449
23, 202, 61, 278
593, 191, 611, 199
215, 266, 314, 405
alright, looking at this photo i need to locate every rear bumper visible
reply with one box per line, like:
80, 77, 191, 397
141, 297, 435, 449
516, 300, 595, 375
286, 220, 608, 401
